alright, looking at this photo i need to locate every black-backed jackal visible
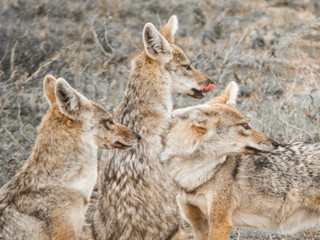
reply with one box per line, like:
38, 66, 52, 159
0, 75, 139, 240
93, 15, 215, 240
162, 82, 287, 240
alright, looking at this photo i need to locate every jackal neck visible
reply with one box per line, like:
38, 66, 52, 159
114, 53, 172, 140
1, 108, 98, 200
166, 153, 227, 192
162, 121, 228, 192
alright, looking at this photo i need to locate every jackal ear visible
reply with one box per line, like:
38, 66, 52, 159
172, 105, 211, 128
206, 81, 239, 106
55, 78, 90, 120
43, 75, 57, 107
143, 22, 173, 62
159, 15, 178, 43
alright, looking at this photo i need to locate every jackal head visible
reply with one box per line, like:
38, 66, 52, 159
142, 15, 215, 99
43, 75, 141, 149
163, 82, 278, 162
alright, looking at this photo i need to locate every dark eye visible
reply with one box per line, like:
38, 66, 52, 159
184, 65, 192, 71
106, 119, 113, 125
103, 119, 114, 129
242, 123, 250, 130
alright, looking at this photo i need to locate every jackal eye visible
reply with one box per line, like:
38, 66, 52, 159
184, 65, 192, 71
241, 123, 250, 130
103, 119, 114, 129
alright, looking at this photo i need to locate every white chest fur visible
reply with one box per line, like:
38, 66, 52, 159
69, 135, 98, 202
70, 161, 97, 201
170, 155, 227, 192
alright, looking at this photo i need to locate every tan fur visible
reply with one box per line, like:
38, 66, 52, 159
0, 75, 139, 240
162, 82, 278, 240
159, 15, 177, 43
93, 16, 214, 240
43, 75, 57, 107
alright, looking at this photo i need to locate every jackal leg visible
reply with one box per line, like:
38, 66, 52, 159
52, 203, 85, 240
177, 198, 208, 240
208, 221, 232, 240
52, 218, 77, 240
169, 226, 189, 240
208, 201, 232, 240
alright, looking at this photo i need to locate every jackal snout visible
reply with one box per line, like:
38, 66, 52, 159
243, 129, 278, 154
244, 129, 279, 153
190, 69, 215, 99
93, 108, 141, 150
110, 123, 141, 149
193, 69, 215, 86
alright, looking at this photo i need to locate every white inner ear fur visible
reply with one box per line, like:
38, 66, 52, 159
168, 15, 178, 41
55, 77, 92, 118
192, 119, 205, 128
226, 81, 239, 106
143, 23, 172, 61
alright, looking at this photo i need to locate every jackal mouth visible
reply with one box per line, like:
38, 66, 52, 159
112, 141, 132, 149
245, 146, 271, 154
189, 88, 205, 99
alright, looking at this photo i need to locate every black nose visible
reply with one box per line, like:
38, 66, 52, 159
272, 140, 280, 148
137, 135, 142, 142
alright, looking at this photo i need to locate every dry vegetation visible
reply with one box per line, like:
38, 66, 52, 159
1, 0, 320, 239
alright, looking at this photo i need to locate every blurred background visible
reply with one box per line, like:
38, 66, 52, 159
0, 0, 320, 238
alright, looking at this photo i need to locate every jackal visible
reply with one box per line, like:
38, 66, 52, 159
0, 75, 140, 240
93, 15, 214, 240
162, 82, 283, 240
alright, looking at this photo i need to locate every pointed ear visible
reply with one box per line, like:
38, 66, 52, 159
206, 81, 239, 106
143, 22, 173, 62
55, 78, 89, 120
43, 75, 57, 107
159, 15, 178, 43
172, 105, 211, 128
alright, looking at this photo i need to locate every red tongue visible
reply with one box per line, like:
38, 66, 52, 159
202, 84, 215, 93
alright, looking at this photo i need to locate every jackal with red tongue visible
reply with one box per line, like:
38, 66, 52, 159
92, 15, 214, 240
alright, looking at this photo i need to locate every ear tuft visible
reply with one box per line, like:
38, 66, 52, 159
159, 15, 178, 43
225, 81, 239, 106
206, 81, 239, 106
143, 22, 172, 61
43, 75, 57, 107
